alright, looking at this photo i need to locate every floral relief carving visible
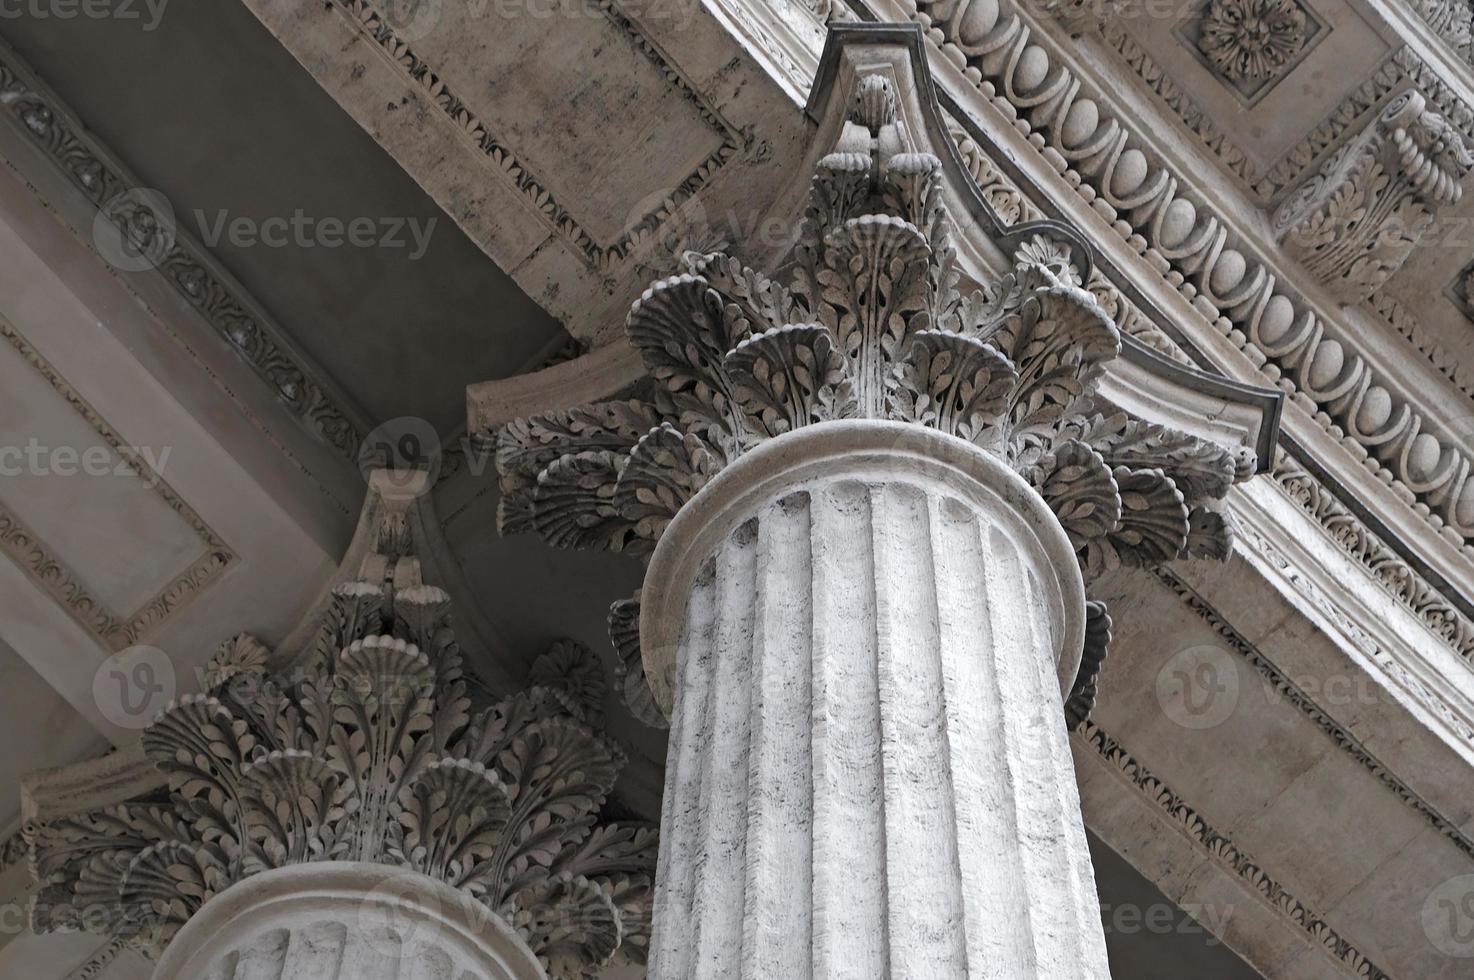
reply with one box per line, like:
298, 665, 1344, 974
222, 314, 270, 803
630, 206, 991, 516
28, 499, 655, 978
1197, 0, 1308, 82
492, 75, 1254, 728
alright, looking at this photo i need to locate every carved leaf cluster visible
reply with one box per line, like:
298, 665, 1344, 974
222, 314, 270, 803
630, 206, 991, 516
1278, 90, 1474, 303
492, 74, 1253, 727
31, 580, 654, 978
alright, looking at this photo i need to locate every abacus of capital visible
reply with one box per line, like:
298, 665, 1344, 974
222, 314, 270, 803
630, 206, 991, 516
19, 25, 1279, 980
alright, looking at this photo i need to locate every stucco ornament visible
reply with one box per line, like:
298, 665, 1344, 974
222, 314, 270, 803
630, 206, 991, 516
495, 74, 1253, 727
1197, 0, 1308, 81
28, 510, 655, 979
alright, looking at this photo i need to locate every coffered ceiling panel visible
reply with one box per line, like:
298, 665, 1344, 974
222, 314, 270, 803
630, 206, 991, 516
0, 326, 218, 618
1113, 0, 1396, 176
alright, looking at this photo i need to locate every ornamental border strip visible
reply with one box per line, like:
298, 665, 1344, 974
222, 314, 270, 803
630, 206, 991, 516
1080, 721, 1389, 980
1270, 450, 1474, 662
1157, 567, 1474, 865
1407, 0, 1474, 64
0, 41, 370, 474
1371, 291, 1474, 402
0, 318, 236, 652
1234, 513, 1474, 749
62, 938, 126, 980
901, 0, 1474, 557
334, 0, 745, 273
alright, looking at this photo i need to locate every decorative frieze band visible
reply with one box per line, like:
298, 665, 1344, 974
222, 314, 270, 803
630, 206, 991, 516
1407, 0, 1474, 63
0, 39, 369, 469
1158, 568, 1474, 863
1271, 451, 1474, 662
949, 105, 1474, 673
335, 0, 744, 271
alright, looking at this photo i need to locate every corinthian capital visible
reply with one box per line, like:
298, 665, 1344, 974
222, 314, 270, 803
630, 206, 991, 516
491, 31, 1271, 730
27, 473, 656, 979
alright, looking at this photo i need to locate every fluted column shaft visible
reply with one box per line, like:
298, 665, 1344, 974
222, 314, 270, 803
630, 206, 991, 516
642, 422, 1109, 980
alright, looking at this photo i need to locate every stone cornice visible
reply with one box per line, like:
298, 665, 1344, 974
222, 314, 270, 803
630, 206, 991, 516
1033, 9, 1474, 406
1101, 26, 1406, 203
890, 0, 1474, 561
938, 79, 1474, 683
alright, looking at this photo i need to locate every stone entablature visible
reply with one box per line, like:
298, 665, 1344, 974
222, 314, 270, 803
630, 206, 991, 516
894, 0, 1474, 562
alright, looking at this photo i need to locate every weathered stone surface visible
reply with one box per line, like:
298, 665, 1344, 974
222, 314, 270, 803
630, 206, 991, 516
642, 422, 1106, 978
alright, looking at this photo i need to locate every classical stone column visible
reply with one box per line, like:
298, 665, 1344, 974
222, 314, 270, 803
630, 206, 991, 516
491, 39, 1258, 977
640, 421, 1102, 978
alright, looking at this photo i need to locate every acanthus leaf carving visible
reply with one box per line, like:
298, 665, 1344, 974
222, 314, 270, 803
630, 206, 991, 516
1274, 90, 1472, 304
490, 72, 1253, 730
29, 498, 655, 979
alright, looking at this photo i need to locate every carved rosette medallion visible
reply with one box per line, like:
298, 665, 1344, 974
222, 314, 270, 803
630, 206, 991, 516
493, 72, 1255, 727
28, 493, 656, 979
1197, 0, 1309, 82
